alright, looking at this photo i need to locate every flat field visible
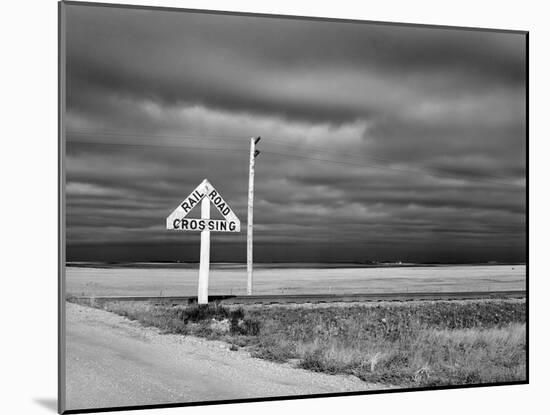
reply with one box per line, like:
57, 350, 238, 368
66, 264, 526, 297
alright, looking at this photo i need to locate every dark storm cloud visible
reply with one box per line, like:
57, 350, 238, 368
64, 3, 527, 263
66, 5, 525, 124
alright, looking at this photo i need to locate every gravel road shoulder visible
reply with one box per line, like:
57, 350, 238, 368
65, 302, 386, 411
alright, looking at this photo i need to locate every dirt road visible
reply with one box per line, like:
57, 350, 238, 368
65, 302, 379, 411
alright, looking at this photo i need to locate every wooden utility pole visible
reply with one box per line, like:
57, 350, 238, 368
247, 136, 261, 295
198, 196, 210, 304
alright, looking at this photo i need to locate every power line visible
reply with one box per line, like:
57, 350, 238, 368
250, 136, 519, 183
68, 137, 245, 153
66, 132, 524, 189
261, 150, 523, 188
68, 131, 248, 149
69, 130, 396, 164
69, 129, 522, 183
69, 129, 247, 141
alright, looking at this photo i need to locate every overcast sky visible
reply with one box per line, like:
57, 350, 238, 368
64, 4, 526, 263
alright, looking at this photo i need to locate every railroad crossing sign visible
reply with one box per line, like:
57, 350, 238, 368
166, 179, 240, 232
166, 179, 241, 304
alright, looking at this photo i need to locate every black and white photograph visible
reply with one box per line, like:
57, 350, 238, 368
59, 1, 527, 413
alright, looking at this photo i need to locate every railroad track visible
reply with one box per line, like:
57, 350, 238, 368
72, 290, 526, 306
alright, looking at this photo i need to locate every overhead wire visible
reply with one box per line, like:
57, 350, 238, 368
66, 130, 525, 189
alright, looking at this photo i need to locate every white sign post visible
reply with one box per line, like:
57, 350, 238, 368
167, 179, 241, 304
198, 197, 210, 304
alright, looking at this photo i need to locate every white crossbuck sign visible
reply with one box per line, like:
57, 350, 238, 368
166, 179, 241, 232
166, 179, 241, 304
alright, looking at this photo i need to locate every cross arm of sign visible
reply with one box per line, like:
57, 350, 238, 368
166, 179, 241, 232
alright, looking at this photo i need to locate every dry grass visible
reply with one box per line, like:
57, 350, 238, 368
67, 297, 526, 387
295, 323, 525, 386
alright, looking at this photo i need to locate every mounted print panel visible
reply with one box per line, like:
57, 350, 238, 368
59, 1, 527, 414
